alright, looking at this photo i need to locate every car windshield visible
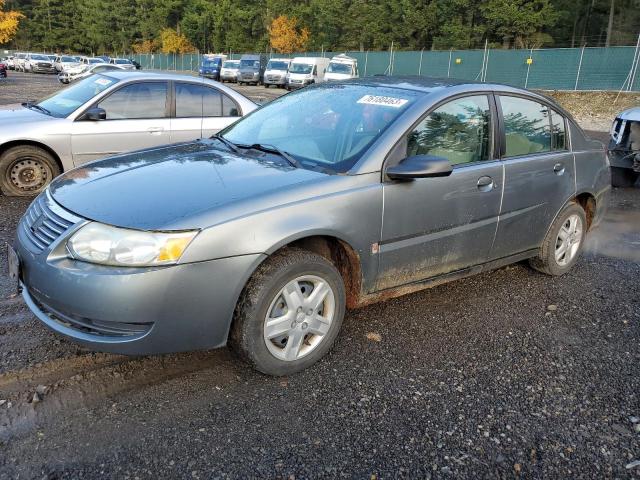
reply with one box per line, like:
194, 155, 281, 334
31, 55, 49, 61
240, 59, 259, 68
61, 56, 76, 62
267, 61, 289, 70
223, 61, 239, 68
202, 59, 221, 67
222, 84, 416, 173
327, 62, 353, 74
289, 63, 313, 74
115, 59, 131, 64
37, 74, 119, 118
88, 58, 101, 64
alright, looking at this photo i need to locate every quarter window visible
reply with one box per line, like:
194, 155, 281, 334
97, 82, 168, 120
407, 95, 492, 165
500, 96, 551, 157
550, 109, 567, 151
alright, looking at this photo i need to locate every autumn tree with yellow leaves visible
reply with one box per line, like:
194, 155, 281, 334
160, 28, 196, 54
269, 15, 309, 54
0, 0, 24, 45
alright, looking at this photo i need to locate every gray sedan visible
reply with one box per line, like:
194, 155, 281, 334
0, 71, 257, 196
12, 77, 610, 376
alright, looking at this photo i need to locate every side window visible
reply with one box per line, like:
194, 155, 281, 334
500, 96, 551, 157
176, 83, 224, 118
222, 94, 240, 117
407, 95, 492, 165
550, 109, 567, 151
98, 82, 168, 120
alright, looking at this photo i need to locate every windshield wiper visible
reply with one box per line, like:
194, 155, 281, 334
211, 133, 239, 153
22, 102, 52, 116
239, 142, 301, 168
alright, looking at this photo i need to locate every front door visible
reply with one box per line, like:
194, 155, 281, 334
71, 81, 170, 165
377, 94, 504, 291
490, 95, 576, 259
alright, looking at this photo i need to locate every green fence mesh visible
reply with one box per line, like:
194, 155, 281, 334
125, 46, 640, 91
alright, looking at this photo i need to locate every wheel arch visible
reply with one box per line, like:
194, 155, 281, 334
0, 139, 65, 175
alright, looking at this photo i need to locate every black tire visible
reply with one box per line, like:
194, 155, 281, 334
0, 145, 60, 196
230, 248, 346, 376
611, 167, 639, 188
529, 202, 587, 276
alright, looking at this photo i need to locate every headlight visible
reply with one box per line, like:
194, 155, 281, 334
67, 223, 198, 267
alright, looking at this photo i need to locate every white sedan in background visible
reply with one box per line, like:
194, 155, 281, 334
0, 71, 257, 195
58, 63, 124, 84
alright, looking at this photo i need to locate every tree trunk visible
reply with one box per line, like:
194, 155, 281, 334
605, 0, 615, 47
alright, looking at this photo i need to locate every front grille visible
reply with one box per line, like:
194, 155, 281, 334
32, 291, 152, 338
20, 192, 80, 253
266, 75, 281, 82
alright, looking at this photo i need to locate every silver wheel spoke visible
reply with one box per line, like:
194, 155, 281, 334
305, 281, 330, 310
558, 226, 570, 241
307, 314, 331, 336
283, 281, 305, 310
283, 330, 305, 360
264, 312, 294, 340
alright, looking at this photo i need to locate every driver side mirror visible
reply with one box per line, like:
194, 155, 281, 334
81, 107, 106, 121
386, 155, 453, 180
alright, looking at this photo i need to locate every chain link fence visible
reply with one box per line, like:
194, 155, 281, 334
4, 45, 638, 91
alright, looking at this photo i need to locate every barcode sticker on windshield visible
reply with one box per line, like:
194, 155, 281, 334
94, 78, 112, 86
357, 95, 408, 108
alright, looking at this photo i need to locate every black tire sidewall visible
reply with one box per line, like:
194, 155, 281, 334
235, 251, 346, 376
0, 146, 60, 196
543, 203, 588, 276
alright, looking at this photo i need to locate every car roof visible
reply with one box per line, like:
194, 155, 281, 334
103, 71, 230, 82
616, 107, 640, 121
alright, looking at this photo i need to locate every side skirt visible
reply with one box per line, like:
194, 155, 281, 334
353, 249, 538, 308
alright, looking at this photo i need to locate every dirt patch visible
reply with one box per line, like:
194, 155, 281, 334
540, 90, 640, 132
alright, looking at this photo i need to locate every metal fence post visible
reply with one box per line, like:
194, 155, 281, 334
447, 49, 452, 78
524, 48, 533, 88
418, 48, 424, 75
575, 45, 585, 91
364, 50, 368, 76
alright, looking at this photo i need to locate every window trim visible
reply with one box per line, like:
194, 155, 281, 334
383, 91, 499, 178
495, 92, 571, 159
76, 80, 170, 122
171, 80, 242, 119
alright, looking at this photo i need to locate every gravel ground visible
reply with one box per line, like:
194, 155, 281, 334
0, 73, 638, 479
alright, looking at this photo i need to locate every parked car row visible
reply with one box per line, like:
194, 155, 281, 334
6, 76, 610, 377
206, 53, 359, 90
4, 53, 140, 75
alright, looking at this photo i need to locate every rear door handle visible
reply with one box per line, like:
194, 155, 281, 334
553, 163, 565, 175
477, 175, 494, 192
147, 127, 164, 135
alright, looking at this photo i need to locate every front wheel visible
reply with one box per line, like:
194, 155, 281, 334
0, 145, 60, 196
230, 248, 346, 376
530, 202, 587, 276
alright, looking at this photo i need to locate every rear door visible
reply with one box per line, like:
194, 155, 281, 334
490, 95, 575, 259
71, 81, 171, 165
377, 94, 504, 290
171, 82, 243, 143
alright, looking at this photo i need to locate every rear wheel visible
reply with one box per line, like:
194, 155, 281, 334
530, 202, 587, 276
230, 248, 346, 376
611, 166, 639, 188
0, 145, 60, 196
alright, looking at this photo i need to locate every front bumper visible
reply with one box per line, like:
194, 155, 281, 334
32, 65, 56, 73
15, 197, 265, 355
264, 75, 286, 86
287, 80, 313, 89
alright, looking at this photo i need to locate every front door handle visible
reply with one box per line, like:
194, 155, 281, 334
147, 127, 164, 135
477, 175, 494, 192
553, 163, 565, 175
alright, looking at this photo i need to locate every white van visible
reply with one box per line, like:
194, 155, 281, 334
286, 57, 330, 90
325, 54, 359, 81
264, 58, 291, 88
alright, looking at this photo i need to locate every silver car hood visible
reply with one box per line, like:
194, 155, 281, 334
0, 107, 60, 140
